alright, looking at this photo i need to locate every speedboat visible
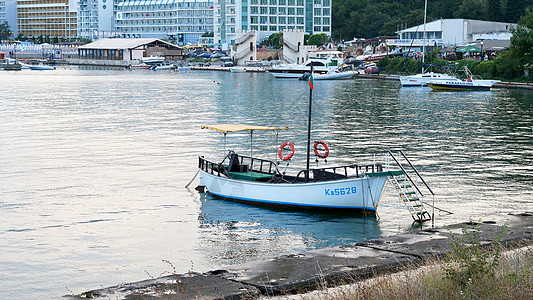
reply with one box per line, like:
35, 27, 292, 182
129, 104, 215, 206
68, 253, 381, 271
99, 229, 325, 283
229, 67, 247, 73
300, 69, 356, 81
152, 64, 175, 71
427, 78, 499, 91
29, 63, 55, 70
269, 57, 342, 79
426, 66, 499, 91
196, 67, 436, 222
400, 72, 457, 86
140, 56, 164, 64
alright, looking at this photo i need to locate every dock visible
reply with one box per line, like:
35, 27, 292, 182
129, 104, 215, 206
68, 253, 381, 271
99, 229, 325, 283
59, 212, 533, 299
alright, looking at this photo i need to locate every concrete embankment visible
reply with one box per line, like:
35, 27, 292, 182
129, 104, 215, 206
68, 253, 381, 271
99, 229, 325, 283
59, 212, 533, 299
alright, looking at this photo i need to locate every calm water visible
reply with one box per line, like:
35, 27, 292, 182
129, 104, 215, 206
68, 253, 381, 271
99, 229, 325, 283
1, 68, 532, 298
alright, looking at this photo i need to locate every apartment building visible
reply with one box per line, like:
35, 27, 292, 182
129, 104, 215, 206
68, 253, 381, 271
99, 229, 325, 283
77, 0, 114, 39
17, 0, 78, 39
214, 0, 331, 46
114, 0, 214, 44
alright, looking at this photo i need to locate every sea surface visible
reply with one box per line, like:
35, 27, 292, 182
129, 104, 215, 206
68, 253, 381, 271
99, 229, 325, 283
1, 67, 532, 298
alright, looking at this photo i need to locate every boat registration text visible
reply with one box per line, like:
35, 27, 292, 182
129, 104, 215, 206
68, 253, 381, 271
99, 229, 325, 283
325, 187, 357, 196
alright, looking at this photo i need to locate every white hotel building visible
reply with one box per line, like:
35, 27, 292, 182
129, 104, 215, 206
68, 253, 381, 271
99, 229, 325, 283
114, 0, 214, 45
214, 0, 331, 46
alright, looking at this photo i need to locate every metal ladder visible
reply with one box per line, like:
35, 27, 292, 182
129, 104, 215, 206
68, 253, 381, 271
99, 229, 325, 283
387, 151, 434, 223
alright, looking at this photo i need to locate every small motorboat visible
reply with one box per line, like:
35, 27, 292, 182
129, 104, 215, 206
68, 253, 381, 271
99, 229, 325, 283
427, 78, 499, 91
313, 69, 356, 80
152, 64, 175, 71
426, 66, 499, 91
229, 67, 247, 73
29, 63, 55, 70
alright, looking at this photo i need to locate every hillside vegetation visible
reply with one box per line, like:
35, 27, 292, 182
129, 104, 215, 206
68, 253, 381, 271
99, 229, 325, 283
332, 0, 531, 40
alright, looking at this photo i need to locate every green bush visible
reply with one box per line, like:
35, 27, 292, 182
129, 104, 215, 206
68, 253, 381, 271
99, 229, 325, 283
472, 61, 496, 79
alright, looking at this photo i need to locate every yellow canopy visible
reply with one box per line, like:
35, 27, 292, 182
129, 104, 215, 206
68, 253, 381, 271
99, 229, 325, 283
201, 124, 289, 134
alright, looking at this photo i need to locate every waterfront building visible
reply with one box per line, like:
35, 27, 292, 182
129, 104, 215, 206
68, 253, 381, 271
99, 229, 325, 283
114, 0, 214, 45
16, 0, 78, 39
77, 38, 183, 61
214, 0, 331, 48
77, 0, 115, 39
388, 19, 516, 51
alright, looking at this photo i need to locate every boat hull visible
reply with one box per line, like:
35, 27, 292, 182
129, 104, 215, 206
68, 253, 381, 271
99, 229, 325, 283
427, 79, 499, 91
314, 71, 356, 80
199, 170, 388, 213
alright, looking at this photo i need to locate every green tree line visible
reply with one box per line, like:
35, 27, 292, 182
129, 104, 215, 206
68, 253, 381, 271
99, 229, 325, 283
332, 0, 531, 41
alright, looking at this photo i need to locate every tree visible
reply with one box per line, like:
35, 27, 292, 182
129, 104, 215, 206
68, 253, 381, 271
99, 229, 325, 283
0, 21, 12, 40
454, 0, 488, 20
509, 8, 533, 64
306, 33, 329, 46
487, 0, 502, 22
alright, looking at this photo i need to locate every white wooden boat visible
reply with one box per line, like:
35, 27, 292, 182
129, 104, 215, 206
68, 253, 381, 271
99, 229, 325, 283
196, 68, 436, 221
198, 125, 392, 213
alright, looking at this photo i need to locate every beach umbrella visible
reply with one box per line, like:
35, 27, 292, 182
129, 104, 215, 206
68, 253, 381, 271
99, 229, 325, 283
456, 45, 482, 53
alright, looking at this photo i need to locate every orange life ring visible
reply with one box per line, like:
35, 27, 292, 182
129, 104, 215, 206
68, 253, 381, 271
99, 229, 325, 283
278, 141, 295, 161
313, 140, 329, 159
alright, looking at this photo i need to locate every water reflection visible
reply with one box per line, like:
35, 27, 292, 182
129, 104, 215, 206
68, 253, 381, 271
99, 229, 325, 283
198, 193, 382, 265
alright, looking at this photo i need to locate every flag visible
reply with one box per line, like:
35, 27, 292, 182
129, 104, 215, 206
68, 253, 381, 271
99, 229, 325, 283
467, 77, 472, 82
308, 73, 314, 90
308, 65, 314, 90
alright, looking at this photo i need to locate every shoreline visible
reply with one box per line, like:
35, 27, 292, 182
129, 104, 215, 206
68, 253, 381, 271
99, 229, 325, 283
59, 212, 533, 299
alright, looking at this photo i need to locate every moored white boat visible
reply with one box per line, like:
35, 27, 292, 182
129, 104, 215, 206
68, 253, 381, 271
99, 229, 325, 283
29, 63, 55, 70
229, 67, 247, 73
313, 69, 356, 80
152, 64, 175, 71
427, 78, 499, 91
400, 72, 457, 86
196, 67, 436, 221
269, 56, 343, 79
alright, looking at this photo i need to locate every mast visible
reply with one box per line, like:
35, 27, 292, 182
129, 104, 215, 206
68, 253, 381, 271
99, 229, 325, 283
422, 0, 428, 73
306, 65, 314, 182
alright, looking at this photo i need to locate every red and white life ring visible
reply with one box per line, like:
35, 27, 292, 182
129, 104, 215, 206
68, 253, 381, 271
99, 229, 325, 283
313, 140, 329, 159
278, 141, 295, 161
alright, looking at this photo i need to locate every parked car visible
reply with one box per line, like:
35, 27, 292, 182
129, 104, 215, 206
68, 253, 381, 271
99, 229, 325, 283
211, 52, 226, 58
220, 56, 233, 67
364, 66, 380, 74
197, 52, 212, 58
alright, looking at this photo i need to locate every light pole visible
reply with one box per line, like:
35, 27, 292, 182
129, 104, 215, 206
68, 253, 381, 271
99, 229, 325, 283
480, 40, 484, 60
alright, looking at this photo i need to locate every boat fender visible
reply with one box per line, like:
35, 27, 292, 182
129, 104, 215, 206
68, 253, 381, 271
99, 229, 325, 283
313, 140, 329, 159
278, 141, 295, 161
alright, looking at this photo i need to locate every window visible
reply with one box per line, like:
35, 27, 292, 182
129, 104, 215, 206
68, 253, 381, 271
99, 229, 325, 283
323, 0, 330, 6
278, 7, 286, 14
314, 8, 321, 15
288, 7, 295, 14
260, 16, 267, 23
297, 17, 304, 24
323, 8, 330, 15
323, 17, 329, 25
278, 16, 286, 23
269, 0, 277, 4
260, 25, 268, 31
251, 16, 258, 23
314, 26, 321, 32
269, 26, 277, 31
297, 8, 304, 15
270, 7, 276, 14
269, 16, 276, 23
260, 7, 267, 14
288, 0, 295, 5
288, 17, 295, 24
278, 0, 286, 4
297, 0, 303, 5
251, 6, 258, 14
314, 17, 321, 24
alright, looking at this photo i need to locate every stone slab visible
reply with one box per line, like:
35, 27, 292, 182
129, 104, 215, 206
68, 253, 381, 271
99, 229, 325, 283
59, 272, 260, 300
60, 213, 533, 299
